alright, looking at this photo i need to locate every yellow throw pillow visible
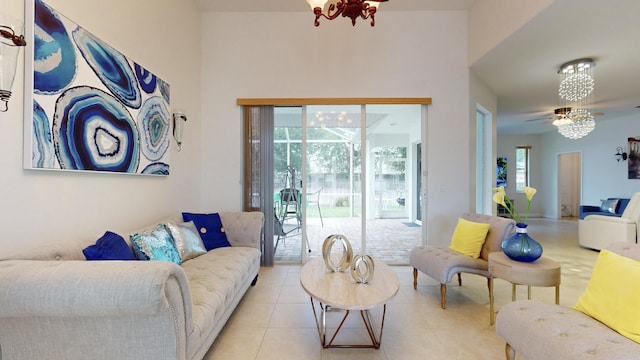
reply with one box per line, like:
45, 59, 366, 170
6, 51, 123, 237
448, 218, 491, 258
573, 249, 640, 344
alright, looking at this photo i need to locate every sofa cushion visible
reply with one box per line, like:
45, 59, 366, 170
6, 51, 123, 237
181, 246, 261, 357
82, 231, 136, 261
182, 212, 231, 250
166, 221, 207, 261
448, 218, 490, 258
130, 224, 182, 264
600, 199, 619, 214
573, 249, 640, 343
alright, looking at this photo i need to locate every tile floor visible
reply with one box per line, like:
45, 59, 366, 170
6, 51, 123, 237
274, 217, 423, 264
204, 218, 599, 360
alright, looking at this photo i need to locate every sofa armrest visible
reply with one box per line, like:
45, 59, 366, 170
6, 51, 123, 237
0, 260, 192, 360
580, 205, 601, 212
0, 259, 191, 320
579, 205, 602, 219
219, 211, 264, 250
583, 214, 636, 224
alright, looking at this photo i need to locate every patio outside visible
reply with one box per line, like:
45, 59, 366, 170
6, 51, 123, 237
273, 105, 423, 264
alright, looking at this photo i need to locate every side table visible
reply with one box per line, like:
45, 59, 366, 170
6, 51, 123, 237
488, 252, 561, 325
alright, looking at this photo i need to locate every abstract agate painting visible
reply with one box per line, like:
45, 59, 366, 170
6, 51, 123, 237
24, 0, 171, 175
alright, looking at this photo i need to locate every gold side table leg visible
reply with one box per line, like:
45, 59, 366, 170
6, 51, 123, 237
511, 283, 516, 301
527, 285, 531, 300
489, 274, 495, 325
555, 285, 560, 305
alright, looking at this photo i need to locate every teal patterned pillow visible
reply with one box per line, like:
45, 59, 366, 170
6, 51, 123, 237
130, 224, 181, 264
166, 221, 207, 261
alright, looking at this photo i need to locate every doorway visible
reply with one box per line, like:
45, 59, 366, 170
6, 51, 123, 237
558, 152, 581, 218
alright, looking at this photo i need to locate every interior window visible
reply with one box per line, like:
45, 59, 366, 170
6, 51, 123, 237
515, 146, 531, 193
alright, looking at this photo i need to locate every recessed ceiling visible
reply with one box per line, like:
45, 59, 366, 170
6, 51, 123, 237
471, 0, 640, 135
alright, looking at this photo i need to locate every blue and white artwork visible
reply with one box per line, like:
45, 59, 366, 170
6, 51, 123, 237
496, 157, 507, 187
24, 0, 171, 175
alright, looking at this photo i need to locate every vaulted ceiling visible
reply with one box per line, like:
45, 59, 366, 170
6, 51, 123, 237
195, 0, 640, 136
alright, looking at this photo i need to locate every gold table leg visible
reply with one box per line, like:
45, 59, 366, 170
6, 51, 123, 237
489, 274, 495, 325
309, 296, 387, 349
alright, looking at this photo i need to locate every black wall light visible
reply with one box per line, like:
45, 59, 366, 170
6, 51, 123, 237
615, 147, 628, 162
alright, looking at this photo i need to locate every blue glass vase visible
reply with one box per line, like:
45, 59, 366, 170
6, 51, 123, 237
501, 223, 542, 262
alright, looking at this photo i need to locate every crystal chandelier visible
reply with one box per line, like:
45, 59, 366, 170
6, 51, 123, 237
555, 59, 596, 139
305, 0, 388, 27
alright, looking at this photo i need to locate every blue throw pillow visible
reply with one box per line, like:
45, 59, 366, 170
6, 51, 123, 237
83, 231, 137, 260
130, 224, 182, 264
182, 212, 231, 250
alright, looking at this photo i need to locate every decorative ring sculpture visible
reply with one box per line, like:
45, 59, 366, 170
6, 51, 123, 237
351, 255, 375, 284
322, 234, 353, 272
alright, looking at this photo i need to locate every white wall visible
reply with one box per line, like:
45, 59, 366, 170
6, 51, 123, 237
467, 0, 554, 65
200, 11, 471, 246
499, 114, 640, 219
0, 0, 202, 255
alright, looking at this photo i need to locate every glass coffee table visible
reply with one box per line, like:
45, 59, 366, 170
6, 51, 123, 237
300, 257, 399, 349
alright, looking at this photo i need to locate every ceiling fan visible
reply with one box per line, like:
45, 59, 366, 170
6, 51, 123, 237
525, 107, 604, 126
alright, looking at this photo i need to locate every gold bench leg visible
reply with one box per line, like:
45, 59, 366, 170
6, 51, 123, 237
440, 284, 446, 309
489, 275, 495, 325
505, 343, 516, 360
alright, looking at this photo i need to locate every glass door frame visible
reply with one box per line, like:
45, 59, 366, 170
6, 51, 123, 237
240, 98, 432, 266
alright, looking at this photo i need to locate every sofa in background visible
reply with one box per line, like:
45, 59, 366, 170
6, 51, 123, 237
0, 211, 264, 360
579, 197, 630, 219
495, 242, 640, 360
579, 192, 640, 250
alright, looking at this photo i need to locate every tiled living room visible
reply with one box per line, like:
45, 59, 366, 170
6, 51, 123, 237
204, 218, 598, 360
2, 0, 640, 359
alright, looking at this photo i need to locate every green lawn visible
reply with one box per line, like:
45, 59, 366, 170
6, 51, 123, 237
301, 204, 406, 218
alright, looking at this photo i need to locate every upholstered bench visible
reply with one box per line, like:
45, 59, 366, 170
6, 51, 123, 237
410, 213, 515, 308
495, 242, 640, 360
496, 300, 638, 359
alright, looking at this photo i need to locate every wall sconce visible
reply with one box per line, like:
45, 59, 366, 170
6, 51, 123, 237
615, 147, 628, 162
0, 13, 27, 112
172, 112, 187, 151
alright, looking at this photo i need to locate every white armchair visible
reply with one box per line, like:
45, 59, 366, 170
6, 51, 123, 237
579, 192, 640, 250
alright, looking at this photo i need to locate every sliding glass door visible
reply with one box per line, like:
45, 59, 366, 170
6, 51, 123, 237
303, 105, 364, 258
243, 99, 427, 266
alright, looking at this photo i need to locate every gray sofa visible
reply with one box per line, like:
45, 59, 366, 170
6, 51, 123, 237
0, 211, 264, 360
495, 242, 640, 360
